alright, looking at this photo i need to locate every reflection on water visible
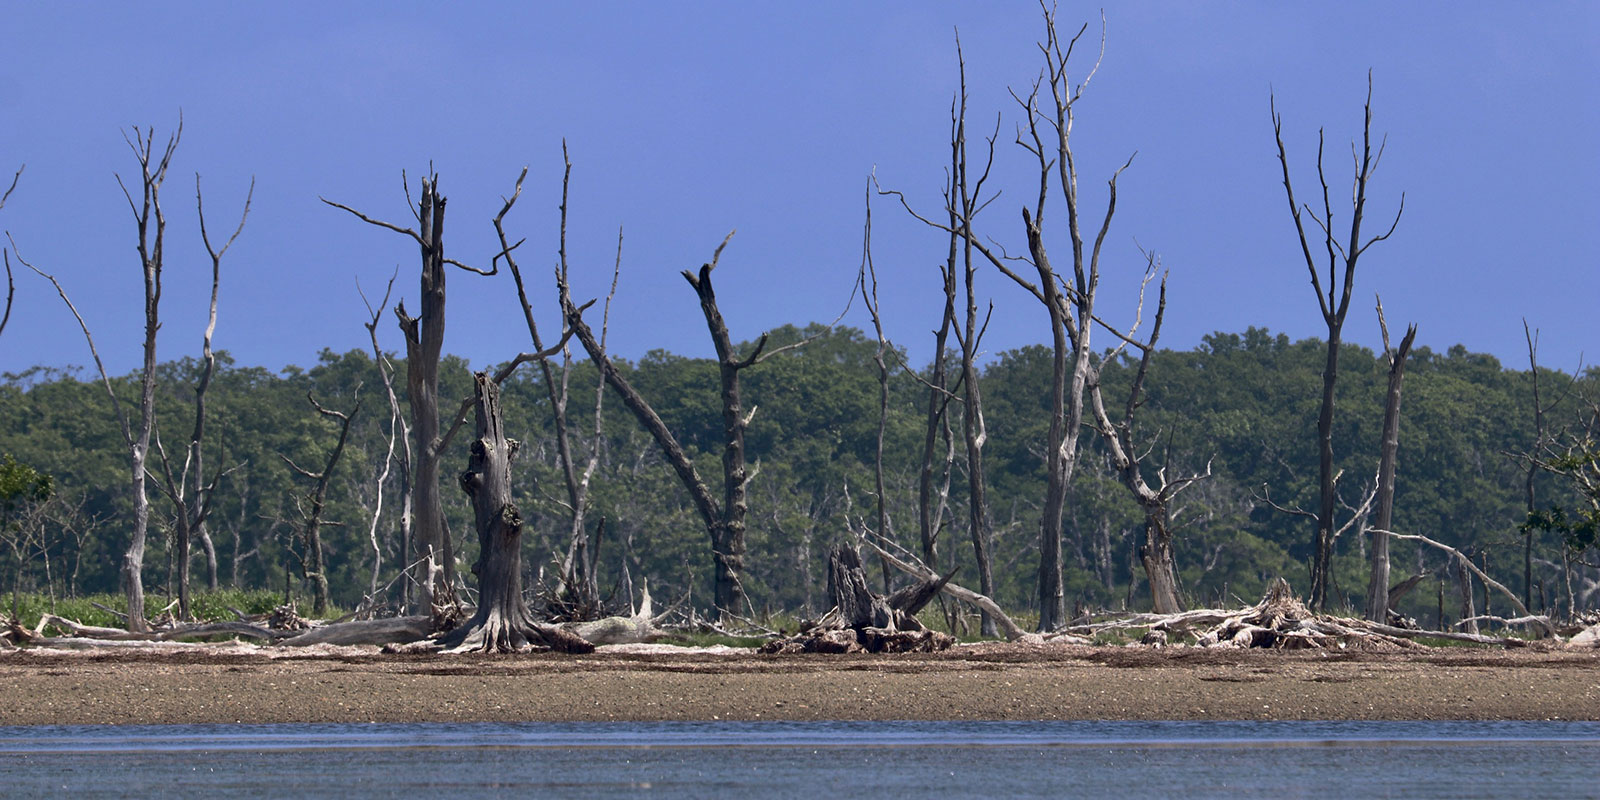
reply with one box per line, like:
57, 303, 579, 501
2, 720, 1596, 799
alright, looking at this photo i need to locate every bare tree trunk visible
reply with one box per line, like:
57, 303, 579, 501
326, 174, 500, 615
282, 391, 360, 616
494, 175, 615, 618
154, 175, 251, 619
1084, 274, 1205, 615
857, 188, 896, 592
917, 210, 958, 570
1455, 553, 1479, 634
1272, 75, 1404, 609
436, 372, 592, 654
1139, 509, 1182, 614
544, 153, 820, 623
359, 274, 410, 607
403, 182, 453, 612
1365, 299, 1416, 621
939, 53, 998, 638
684, 247, 760, 619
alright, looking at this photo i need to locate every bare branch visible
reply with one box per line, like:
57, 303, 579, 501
1257, 483, 1319, 522
319, 197, 424, 244
0, 164, 21, 210
1370, 528, 1552, 634
8, 234, 135, 449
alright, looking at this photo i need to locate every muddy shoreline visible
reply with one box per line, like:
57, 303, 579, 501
1, 643, 1596, 726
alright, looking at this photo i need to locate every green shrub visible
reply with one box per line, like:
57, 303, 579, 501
8, 589, 292, 631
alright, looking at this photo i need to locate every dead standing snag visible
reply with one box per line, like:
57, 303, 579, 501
550, 148, 837, 622
1363, 296, 1416, 622
281, 389, 361, 616
15, 124, 183, 632
1272, 73, 1404, 609
435, 371, 592, 654
324, 173, 493, 615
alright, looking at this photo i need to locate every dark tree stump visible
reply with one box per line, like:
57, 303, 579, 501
761, 544, 954, 654
435, 372, 593, 654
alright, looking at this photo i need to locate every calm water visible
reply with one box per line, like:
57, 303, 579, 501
0, 720, 1595, 798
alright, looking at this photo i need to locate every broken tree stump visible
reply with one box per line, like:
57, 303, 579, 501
760, 544, 955, 654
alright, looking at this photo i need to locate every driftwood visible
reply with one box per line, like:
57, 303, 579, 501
1570, 623, 1600, 649
1371, 528, 1556, 637
862, 536, 1059, 643
563, 582, 665, 646
1089, 579, 1545, 650
761, 545, 955, 654
1183, 580, 1416, 650
36, 613, 291, 643
279, 616, 431, 647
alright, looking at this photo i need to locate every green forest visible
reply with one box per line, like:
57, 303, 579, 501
4, 322, 1596, 629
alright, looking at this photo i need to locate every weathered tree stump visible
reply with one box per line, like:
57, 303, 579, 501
435, 372, 593, 654
761, 544, 954, 654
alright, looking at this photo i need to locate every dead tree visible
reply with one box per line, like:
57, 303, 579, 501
150, 175, 252, 619
916, 207, 960, 574
1272, 73, 1405, 609
883, 9, 1137, 631
1087, 270, 1211, 614
1, 165, 23, 341
17, 125, 184, 631
492, 168, 616, 619
879, 40, 1004, 636
1514, 321, 1583, 611
435, 371, 592, 653
549, 149, 825, 622
855, 184, 898, 592
1363, 296, 1417, 622
281, 390, 361, 615
325, 173, 496, 614
358, 273, 411, 606
872, 41, 1003, 635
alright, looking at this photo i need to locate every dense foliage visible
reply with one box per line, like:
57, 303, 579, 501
3, 323, 1596, 626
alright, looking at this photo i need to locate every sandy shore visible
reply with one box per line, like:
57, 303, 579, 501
1, 642, 1596, 726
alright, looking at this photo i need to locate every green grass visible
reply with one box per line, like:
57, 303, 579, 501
6, 589, 289, 630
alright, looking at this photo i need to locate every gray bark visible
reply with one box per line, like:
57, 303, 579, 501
1272, 76, 1404, 609
435, 372, 592, 654
325, 175, 497, 614
1365, 307, 1416, 622
282, 391, 360, 616
119, 126, 183, 632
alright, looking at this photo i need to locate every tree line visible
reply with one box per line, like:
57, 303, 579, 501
2, 325, 1595, 626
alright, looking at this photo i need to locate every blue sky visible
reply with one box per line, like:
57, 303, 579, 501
2, 3, 1595, 378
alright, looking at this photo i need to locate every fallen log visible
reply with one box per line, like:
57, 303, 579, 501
861, 537, 1049, 644
1371, 529, 1556, 637
37, 615, 147, 640
1355, 620, 1528, 648
18, 637, 241, 650
38, 614, 291, 643
279, 616, 432, 647
563, 580, 666, 646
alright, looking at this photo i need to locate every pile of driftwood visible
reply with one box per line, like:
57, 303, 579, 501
0, 602, 434, 649
2, 589, 671, 652
1076, 577, 1599, 650
761, 545, 955, 654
